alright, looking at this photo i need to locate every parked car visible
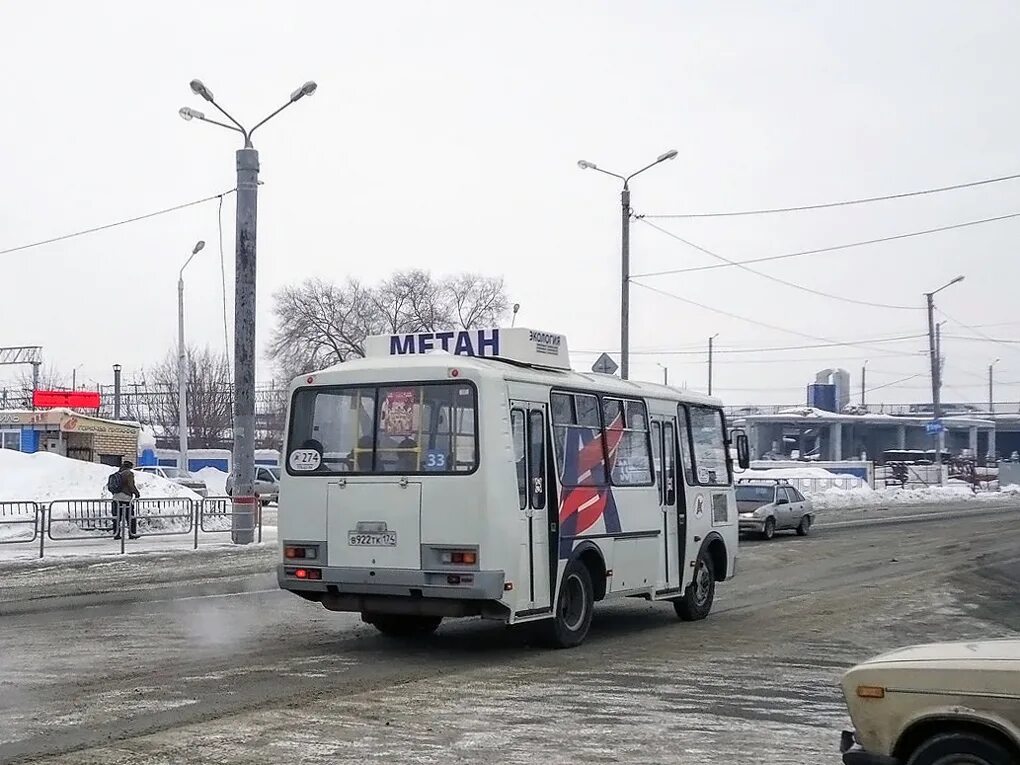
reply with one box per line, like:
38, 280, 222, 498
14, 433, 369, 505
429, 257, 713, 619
135, 466, 208, 497
840, 639, 1020, 765
735, 480, 813, 539
225, 466, 280, 505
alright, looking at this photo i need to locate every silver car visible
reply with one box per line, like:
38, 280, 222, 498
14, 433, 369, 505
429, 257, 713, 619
135, 466, 208, 497
225, 466, 280, 505
736, 481, 814, 539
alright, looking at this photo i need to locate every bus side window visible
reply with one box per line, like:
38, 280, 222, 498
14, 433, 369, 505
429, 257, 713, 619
663, 422, 677, 506
511, 409, 527, 510
528, 410, 546, 509
650, 421, 663, 505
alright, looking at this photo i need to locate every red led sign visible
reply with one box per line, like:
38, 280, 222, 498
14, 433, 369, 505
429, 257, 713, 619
32, 390, 101, 409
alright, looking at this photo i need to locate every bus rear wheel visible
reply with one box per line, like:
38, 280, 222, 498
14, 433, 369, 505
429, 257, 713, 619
545, 558, 594, 649
364, 613, 442, 638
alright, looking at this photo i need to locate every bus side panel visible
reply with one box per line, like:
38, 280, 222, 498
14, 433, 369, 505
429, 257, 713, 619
606, 485, 662, 594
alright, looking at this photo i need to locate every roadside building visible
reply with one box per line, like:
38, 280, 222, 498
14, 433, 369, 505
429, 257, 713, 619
0, 408, 140, 466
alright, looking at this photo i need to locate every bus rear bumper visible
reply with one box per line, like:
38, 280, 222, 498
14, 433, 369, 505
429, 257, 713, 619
278, 564, 507, 616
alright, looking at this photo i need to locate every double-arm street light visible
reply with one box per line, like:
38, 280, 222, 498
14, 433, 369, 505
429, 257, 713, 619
180, 78, 317, 543
577, 150, 677, 380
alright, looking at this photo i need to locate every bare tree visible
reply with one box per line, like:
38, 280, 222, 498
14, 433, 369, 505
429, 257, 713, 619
269, 269, 510, 378
148, 347, 233, 448
447, 273, 510, 328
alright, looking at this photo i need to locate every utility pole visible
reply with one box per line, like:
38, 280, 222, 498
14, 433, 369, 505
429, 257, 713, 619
620, 186, 630, 380
926, 293, 942, 483
708, 333, 719, 396
181, 78, 317, 544
861, 360, 868, 407
577, 149, 678, 380
925, 276, 965, 486
179, 241, 206, 472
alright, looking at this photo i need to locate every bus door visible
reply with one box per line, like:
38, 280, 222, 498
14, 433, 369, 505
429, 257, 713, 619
651, 418, 684, 592
510, 401, 551, 614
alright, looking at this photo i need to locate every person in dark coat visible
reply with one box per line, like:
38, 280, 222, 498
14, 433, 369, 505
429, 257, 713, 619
111, 459, 141, 539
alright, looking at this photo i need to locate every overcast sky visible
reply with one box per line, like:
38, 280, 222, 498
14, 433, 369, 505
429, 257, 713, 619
3, 1, 1019, 406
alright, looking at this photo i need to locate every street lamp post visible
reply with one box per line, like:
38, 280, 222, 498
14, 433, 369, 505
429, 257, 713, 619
577, 150, 678, 380
657, 363, 668, 386
861, 359, 869, 408
925, 275, 965, 485
989, 358, 1000, 414
113, 364, 122, 420
181, 78, 317, 544
178, 240, 206, 473
708, 333, 719, 396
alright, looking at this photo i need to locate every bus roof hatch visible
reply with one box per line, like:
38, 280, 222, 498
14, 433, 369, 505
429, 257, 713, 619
363, 327, 571, 371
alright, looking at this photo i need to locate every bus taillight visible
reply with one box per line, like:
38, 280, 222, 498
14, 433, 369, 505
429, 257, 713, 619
286, 567, 322, 580
441, 550, 477, 565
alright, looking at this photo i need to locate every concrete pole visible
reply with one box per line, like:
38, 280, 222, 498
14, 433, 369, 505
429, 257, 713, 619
861, 363, 867, 407
178, 276, 189, 471
232, 147, 259, 544
620, 186, 631, 381
708, 335, 715, 396
989, 363, 995, 414
926, 292, 943, 485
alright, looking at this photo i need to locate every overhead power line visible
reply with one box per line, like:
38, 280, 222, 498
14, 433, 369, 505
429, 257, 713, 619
630, 280, 911, 358
575, 332, 928, 357
632, 211, 1020, 278
1, 188, 237, 257
638, 218, 921, 310
641, 171, 1020, 219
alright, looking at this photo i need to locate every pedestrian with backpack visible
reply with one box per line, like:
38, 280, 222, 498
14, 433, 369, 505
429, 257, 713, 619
107, 459, 140, 539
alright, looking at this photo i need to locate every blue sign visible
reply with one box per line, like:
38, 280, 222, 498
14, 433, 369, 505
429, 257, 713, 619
423, 449, 448, 471
388, 329, 500, 358
925, 420, 944, 435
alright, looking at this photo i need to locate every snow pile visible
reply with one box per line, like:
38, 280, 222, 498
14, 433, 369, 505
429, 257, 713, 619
742, 466, 857, 481
0, 450, 200, 503
811, 484, 1017, 511
0, 451, 203, 542
195, 467, 228, 497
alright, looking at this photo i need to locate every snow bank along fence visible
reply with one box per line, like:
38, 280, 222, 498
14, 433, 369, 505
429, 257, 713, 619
0, 497, 263, 558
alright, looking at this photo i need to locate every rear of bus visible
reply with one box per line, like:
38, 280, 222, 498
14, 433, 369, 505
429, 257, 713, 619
277, 355, 514, 634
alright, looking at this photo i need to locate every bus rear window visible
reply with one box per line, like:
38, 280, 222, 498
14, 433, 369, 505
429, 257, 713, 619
287, 382, 478, 475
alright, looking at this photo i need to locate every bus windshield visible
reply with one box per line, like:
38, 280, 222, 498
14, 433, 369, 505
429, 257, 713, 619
287, 382, 478, 475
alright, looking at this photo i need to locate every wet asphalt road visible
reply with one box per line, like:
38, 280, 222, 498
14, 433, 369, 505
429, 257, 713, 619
1, 504, 1019, 764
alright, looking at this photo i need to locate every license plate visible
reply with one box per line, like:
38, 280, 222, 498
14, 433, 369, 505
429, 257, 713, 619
348, 531, 397, 547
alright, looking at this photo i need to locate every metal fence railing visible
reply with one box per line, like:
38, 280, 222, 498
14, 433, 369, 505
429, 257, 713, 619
0, 501, 43, 557
198, 496, 263, 545
0, 497, 265, 558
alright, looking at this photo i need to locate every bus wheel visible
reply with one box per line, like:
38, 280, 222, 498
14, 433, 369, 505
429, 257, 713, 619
364, 614, 442, 638
545, 558, 594, 648
674, 551, 715, 622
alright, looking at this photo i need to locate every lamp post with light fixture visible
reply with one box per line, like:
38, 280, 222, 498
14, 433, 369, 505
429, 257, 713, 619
178, 240, 206, 472
577, 150, 678, 380
925, 275, 965, 484
179, 78, 317, 543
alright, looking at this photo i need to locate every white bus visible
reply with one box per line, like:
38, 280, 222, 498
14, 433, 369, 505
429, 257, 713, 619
277, 327, 749, 647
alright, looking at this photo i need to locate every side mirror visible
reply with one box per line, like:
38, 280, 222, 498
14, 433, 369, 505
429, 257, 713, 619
776, 496, 789, 506
735, 432, 750, 470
